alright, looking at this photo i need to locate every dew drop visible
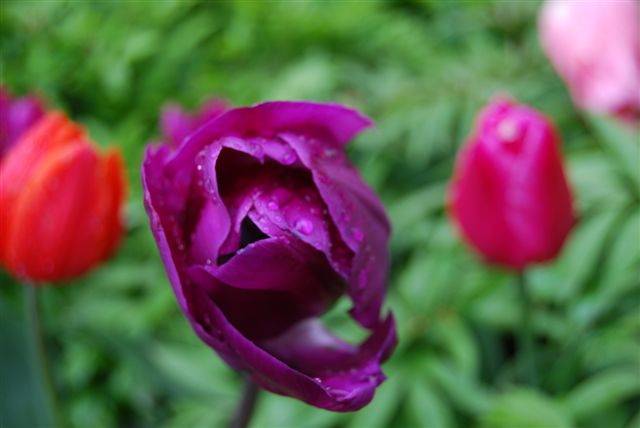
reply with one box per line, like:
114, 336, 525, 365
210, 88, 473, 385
267, 201, 279, 211
196, 164, 203, 171
282, 150, 297, 165
295, 218, 314, 235
323, 148, 337, 159
313, 377, 322, 383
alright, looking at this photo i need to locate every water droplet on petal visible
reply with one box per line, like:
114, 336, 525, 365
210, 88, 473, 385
323, 148, 337, 159
267, 201, 279, 211
295, 218, 314, 235
282, 150, 297, 164
313, 377, 322, 383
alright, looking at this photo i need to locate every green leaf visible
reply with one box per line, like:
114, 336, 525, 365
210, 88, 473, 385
596, 209, 640, 301
0, 286, 55, 428
426, 358, 494, 416
562, 367, 640, 421
588, 115, 640, 196
568, 151, 631, 210
389, 182, 447, 236
529, 208, 621, 303
481, 388, 573, 428
407, 381, 454, 428
348, 377, 404, 428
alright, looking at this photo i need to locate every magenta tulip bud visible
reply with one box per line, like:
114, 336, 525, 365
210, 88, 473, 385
448, 98, 576, 270
0, 87, 45, 159
539, 0, 640, 122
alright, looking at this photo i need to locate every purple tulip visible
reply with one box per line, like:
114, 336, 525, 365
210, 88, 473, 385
0, 87, 45, 159
160, 98, 229, 148
142, 101, 396, 411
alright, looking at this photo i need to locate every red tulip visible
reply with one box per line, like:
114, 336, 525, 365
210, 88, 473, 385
0, 112, 127, 282
448, 98, 575, 270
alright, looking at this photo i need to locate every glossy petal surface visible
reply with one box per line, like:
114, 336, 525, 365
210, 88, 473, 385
449, 98, 575, 270
142, 100, 395, 411
0, 112, 126, 282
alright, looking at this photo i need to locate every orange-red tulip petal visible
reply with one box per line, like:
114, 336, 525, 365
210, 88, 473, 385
0, 112, 126, 282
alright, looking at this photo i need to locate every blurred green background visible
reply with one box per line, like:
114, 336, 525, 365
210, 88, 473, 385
1, 1, 639, 427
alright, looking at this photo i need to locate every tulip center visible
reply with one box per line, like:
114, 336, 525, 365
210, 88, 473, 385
239, 217, 268, 248
217, 218, 267, 265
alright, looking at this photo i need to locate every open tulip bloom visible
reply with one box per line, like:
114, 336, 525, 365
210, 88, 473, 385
142, 101, 396, 411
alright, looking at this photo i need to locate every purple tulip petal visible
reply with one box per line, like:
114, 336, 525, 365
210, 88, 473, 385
188, 284, 396, 411
279, 132, 390, 329
0, 87, 46, 158
165, 101, 373, 177
186, 236, 344, 340
161, 98, 228, 148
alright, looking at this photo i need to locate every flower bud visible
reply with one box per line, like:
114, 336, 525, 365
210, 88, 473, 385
448, 98, 575, 270
539, 0, 640, 122
0, 112, 127, 282
0, 87, 45, 159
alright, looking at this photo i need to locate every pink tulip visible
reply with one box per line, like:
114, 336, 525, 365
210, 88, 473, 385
539, 0, 640, 122
448, 98, 575, 270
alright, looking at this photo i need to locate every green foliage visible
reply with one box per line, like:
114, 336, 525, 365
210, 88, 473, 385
1, 1, 638, 427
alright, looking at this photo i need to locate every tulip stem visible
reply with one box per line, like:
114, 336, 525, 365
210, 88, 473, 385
25, 284, 62, 428
516, 271, 538, 386
229, 375, 260, 428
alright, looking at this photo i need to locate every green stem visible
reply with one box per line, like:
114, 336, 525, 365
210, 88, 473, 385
228, 376, 260, 428
25, 284, 62, 428
516, 271, 538, 387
